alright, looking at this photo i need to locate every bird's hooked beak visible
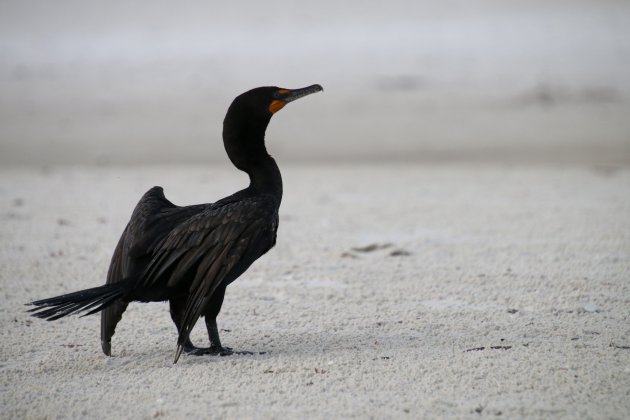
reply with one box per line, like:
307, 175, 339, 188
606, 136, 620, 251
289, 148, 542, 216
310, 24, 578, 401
269, 84, 323, 114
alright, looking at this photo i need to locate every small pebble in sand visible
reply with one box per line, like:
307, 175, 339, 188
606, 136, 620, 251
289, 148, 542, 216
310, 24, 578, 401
390, 249, 411, 257
351, 243, 392, 253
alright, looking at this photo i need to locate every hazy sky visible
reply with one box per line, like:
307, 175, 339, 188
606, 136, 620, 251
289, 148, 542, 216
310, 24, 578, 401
1, 0, 629, 164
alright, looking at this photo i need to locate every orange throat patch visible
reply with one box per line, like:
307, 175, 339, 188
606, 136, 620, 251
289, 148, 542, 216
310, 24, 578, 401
269, 100, 287, 113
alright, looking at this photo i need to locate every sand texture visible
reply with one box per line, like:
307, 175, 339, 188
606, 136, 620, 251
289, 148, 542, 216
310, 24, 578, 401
1, 163, 629, 418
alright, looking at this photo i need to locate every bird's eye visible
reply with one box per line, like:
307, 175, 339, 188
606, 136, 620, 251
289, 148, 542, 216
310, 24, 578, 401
273, 92, 281, 99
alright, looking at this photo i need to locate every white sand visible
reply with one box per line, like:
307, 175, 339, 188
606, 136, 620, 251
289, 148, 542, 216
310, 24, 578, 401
1, 163, 629, 418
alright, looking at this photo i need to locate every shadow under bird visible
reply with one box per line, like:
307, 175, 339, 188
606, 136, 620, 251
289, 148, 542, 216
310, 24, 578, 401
28, 84, 323, 363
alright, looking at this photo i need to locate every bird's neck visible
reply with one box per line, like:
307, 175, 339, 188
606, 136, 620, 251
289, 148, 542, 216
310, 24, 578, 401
223, 120, 283, 200
247, 154, 283, 199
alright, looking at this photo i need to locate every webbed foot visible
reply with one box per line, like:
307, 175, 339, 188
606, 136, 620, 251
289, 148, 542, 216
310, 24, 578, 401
183, 344, 262, 356
183, 344, 233, 356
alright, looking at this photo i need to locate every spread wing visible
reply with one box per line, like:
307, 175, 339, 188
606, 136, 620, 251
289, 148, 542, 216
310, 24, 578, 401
139, 196, 279, 362
101, 186, 206, 354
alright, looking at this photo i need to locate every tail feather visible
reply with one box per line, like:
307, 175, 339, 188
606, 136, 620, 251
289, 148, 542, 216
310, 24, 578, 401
27, 282, 129, 321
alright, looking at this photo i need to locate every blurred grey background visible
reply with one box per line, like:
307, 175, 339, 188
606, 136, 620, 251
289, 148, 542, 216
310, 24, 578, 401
1, 0, 629, 165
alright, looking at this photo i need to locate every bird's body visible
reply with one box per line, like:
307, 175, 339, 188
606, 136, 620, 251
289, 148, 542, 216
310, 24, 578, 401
29, 84, 322, 362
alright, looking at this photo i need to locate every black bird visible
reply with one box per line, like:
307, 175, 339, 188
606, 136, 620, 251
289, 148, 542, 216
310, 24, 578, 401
28, 84, 323, 363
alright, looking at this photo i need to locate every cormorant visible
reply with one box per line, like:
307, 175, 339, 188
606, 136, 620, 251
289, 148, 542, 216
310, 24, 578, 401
28, 84, 323, 363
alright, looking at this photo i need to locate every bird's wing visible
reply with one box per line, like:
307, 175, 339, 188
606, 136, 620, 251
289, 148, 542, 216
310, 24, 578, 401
101, 225, 131, 355
101, 186, 206, 353
106, 226, 129, 285
140, 196, 278, 361
124, 187, 207, 259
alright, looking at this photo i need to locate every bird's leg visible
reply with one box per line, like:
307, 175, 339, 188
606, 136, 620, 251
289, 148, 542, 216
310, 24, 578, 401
170, 290, 258, 357
203, 285, 248, 355
169, 298, 202, 354
204, 316, 257, 355
205, 316, 234, 355
203, 284, 258, 355
168, 297, 223, 356
169, 293, 232, 356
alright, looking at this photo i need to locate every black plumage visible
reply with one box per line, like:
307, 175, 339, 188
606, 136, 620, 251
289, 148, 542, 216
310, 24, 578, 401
28, 84, 323, 363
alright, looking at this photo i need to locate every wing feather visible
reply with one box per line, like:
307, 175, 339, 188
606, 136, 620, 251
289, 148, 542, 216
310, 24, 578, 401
100, 186, 207, 355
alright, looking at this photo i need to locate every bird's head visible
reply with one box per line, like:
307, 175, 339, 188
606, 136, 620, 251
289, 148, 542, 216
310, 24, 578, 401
225, 84, 323, 125
222, 84, 323, 172
265, 84, 324, 114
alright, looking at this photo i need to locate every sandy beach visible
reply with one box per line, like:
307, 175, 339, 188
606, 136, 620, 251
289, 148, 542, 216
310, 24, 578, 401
2, 0, 630, 417
1, 163, 628, 418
